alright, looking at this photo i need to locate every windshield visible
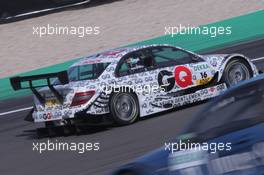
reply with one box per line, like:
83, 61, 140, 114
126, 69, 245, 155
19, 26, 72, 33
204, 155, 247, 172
151, 47, 203, 65
185, 79, 264, 137
68, 63, 110, 81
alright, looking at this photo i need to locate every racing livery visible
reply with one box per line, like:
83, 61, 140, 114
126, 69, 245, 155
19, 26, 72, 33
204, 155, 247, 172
10, 45, 258, 126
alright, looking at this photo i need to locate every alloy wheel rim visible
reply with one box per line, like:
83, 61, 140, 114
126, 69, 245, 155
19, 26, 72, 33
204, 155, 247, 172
227, 62, 250, 86
115, 94, 137, 121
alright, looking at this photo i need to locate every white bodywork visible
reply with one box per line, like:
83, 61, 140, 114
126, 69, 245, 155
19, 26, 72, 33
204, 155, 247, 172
32, 45, 258, 123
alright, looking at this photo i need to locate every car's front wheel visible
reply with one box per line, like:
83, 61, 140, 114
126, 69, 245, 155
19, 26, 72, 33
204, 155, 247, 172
110, 92, 139, 125
222, 59, 252, 87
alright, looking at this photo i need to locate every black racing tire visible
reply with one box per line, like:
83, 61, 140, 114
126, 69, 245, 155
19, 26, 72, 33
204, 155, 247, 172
44, 120, 74, 137
109, 92, 139, 125
222, 59, 252, 87
45, 120, 68, 128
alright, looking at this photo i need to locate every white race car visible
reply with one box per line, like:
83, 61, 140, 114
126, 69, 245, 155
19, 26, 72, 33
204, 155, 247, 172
10, 45, 258, 127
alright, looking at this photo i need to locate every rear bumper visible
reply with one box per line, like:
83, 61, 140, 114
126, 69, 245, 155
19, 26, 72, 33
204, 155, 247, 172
32, 109, 73, 123
27, 105, 111, 125
26, 110, 112, 126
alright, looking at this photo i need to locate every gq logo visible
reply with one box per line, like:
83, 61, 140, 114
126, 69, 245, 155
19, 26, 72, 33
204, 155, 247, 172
158, 66, 193, 92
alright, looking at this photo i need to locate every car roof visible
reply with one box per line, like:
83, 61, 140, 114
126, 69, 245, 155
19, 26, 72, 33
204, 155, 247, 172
71, 44, 175, 67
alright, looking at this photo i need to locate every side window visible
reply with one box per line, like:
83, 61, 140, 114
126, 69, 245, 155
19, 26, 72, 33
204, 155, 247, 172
151, 47, 202, 67
117, 51, 155, 76
68, 63, 110, 81
79, 64, 94, 80
68, 66, 79, 81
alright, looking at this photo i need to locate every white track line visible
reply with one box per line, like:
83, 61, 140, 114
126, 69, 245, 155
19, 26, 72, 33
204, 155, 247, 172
1, 56, 264, 117
252, 57, 264, 62
0, 107, 33, 116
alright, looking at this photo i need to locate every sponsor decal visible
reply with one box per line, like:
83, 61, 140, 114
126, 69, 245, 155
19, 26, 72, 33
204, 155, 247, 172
174, 66, 193, 88
192, 64, 210, 71
158, 70, 175, 92
158, 66, 193, 91
208, 87, 216, 93
196, 76, 213, 85
196, 72, 213, 85
43, 112, 52, 120
196, 78, 212, 85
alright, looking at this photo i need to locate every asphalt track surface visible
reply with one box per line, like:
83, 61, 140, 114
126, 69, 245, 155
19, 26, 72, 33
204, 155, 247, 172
1, 38, 264, 175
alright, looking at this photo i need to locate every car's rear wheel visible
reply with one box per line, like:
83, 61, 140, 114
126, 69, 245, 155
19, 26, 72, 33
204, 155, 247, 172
45, 120, 65, 128
223, 59, 252, 87
110, 92, 139, 125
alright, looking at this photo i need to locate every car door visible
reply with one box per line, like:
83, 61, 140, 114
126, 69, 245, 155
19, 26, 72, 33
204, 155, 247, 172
115, 49, 166, 116
150, 46, 214, 93
144, 46, 218, 110
115, 49, 158, 93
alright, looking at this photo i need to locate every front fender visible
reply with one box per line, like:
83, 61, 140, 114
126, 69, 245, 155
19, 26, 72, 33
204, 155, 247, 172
217, 54, 259, 81
203, 54, 258, 82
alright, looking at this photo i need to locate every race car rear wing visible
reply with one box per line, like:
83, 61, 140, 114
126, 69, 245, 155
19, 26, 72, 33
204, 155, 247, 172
9, 71, 69, 104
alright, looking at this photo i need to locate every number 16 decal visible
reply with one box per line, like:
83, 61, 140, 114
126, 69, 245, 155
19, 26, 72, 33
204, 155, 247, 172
200, 72, 208, 79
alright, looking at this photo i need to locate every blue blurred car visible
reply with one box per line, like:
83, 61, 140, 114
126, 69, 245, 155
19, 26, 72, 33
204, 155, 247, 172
112, 74, 264, 175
